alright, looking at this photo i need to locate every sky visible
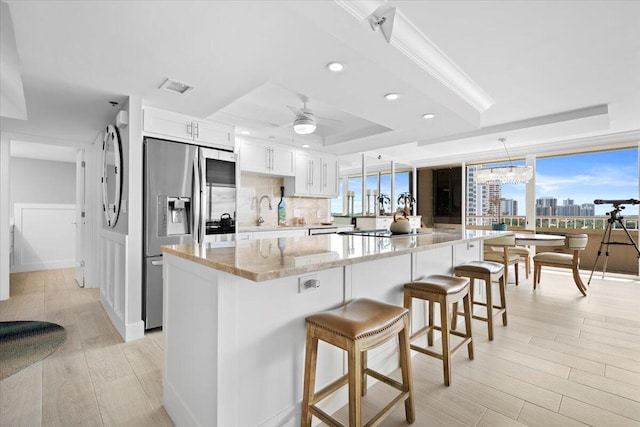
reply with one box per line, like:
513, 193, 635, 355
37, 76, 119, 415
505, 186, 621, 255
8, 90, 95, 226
498, 148, 639, 216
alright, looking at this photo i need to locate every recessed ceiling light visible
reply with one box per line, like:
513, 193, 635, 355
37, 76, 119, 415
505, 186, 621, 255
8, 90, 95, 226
384, 93, 399, 101
159, 78, 195, 95
422, 113, 436, 119
326, 62, 344, 72
302, 144, 310, 148
240, 130, 250, 135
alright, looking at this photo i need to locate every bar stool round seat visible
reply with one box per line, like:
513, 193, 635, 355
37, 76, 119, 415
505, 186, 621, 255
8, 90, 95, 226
302, 298, 415, 427
454, 261, 507, 341
403, 274, 473, 386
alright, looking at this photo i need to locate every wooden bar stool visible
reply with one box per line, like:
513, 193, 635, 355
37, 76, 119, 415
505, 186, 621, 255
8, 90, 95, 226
403, 275, 473, 386
454, 261, 507, 341
301, 298, 415, 427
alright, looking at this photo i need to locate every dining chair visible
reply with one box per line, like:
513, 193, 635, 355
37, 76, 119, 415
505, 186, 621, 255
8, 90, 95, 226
483, 235, 519, 286
509, 245, 531, 278
533, 233, 589, 296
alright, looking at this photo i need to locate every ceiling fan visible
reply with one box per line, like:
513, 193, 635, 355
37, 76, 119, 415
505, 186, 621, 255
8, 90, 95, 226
285, 95, 341, 135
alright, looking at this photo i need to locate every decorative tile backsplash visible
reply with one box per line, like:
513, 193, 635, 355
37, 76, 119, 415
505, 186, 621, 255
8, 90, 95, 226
237, 174, 331, 227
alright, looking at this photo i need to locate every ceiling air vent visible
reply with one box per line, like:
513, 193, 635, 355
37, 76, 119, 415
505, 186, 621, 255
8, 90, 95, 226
159, 78, 195, 95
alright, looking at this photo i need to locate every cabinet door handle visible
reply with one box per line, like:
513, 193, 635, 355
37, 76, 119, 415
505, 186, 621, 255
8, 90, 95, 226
323, 163, 327, 187
187, 122, 193, 137
194, 122, 199, 139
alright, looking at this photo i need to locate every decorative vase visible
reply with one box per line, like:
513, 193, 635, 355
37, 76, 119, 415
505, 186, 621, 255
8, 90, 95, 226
492, 223, 507, 231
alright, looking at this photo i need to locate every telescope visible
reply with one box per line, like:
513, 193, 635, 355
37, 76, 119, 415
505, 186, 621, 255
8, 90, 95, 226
593, 199, 639, 206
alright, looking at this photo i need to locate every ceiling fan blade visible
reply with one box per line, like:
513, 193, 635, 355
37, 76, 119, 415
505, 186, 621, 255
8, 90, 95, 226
297, 94, 309, 105
316, 116, 342, 126
286, 105, 302, 116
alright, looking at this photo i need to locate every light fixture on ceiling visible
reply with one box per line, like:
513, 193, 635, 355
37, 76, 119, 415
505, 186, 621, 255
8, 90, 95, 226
293, 115, 316, 135
302, 144, 310, 148
475, 138, 533, 185
159, 78, 195, 95
422, 113, 435, 119
369, 6, 396, 43
326, 62, 344, 72
239, 130, 250, 135
384, 93, 399, 101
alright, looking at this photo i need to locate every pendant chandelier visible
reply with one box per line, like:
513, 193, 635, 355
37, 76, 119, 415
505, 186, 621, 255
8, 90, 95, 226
475, 138, 533, 184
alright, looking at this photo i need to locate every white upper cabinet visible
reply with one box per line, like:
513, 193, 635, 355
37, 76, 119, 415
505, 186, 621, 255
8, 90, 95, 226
320, 156, 339, 197
143, 108, 234, 150
284, 149, 339, 198
239, 138, 295, 177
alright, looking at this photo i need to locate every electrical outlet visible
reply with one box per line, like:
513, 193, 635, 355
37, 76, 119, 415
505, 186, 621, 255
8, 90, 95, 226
298, 274, 320, 293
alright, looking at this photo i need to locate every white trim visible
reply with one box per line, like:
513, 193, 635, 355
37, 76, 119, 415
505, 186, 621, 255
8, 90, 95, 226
334, 0, 495, 112
411, 130, 640, 169
12, 203, 76, 273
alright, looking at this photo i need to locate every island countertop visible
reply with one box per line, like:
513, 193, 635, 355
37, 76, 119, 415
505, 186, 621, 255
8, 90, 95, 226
161, 228, 508, 282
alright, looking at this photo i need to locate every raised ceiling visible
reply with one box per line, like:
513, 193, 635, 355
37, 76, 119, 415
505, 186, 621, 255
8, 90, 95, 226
2, 0, 639, 168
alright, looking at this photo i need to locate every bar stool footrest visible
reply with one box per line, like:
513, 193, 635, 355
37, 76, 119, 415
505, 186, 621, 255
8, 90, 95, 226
365, 368, 408, 393
309, 406, 343, 427
366, 391, 411, 427
310, 368, 411, 427
313, 373, 349, 405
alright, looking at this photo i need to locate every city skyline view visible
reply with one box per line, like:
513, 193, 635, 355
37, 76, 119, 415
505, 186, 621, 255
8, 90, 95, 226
498, 148, 638, 216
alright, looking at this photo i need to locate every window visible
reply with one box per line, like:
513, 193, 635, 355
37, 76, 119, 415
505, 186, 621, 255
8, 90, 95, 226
466, 162, 526, 227
334, 170, 413, 216
535, 147, 638, 230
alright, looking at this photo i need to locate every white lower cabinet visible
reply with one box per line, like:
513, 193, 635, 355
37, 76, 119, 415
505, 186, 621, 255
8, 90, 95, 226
235, 232, 252, 241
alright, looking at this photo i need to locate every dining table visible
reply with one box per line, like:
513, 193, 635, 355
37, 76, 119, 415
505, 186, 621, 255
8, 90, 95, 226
514, 232, 566, 247
512, 232, 588, 294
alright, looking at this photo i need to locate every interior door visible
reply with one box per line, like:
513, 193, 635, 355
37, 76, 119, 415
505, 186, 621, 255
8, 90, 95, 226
75, 149, 85, 287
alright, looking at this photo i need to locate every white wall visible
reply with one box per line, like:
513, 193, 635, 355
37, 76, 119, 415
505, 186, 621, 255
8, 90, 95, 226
97, 96, 144, 342
10, 157, 75, 207
8, 157, 76, 273
0, 136, 10, 299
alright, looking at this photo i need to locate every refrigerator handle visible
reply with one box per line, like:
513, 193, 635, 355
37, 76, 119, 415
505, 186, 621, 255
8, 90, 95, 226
192, 149, 202, 243
198, 147, 206, 243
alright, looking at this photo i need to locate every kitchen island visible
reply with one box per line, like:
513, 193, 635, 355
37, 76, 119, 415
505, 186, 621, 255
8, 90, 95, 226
161, 229, 506, 427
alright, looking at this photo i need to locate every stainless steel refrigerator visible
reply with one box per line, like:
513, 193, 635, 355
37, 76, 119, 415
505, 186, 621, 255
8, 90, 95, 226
143, 137, 236, 329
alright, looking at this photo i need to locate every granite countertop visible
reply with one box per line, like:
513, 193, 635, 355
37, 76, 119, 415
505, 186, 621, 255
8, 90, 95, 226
239, 224, 348, 232
161, 229, 509, 282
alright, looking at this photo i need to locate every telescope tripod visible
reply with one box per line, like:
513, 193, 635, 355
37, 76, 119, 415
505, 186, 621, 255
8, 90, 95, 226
588, 206, 640, 284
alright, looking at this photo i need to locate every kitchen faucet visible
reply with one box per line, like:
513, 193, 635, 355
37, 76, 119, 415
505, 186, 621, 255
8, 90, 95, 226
257, 195, 272, 226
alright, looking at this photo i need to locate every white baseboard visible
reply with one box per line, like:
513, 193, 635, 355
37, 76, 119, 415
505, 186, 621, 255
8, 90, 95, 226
125, 320, 145, 342
10, 260, 75, 273
101, 297, 125, 340
164, 378, 199, 427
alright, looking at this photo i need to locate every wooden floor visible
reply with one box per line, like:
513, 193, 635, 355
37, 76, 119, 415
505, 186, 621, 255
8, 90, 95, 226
1, 267, 639, 426
0, 268, 172, 427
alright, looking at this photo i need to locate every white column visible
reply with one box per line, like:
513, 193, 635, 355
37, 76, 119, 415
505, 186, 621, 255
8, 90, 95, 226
361, 153, 366, 215
0, 134, 10, 300
125, 96, 144, 341
526, 154, 536, 231
390, 161, 396, 213
342, 176, 348, 215
412, 167, 418, 216
460, 162, 466, 231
